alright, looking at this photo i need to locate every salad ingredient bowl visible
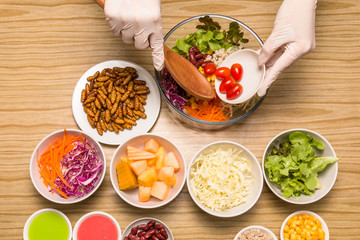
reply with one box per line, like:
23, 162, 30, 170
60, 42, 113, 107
155, 14, 265, 130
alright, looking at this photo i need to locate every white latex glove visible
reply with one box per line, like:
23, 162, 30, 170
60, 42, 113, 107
104, 0, 164, 71
257, 0, 317, 96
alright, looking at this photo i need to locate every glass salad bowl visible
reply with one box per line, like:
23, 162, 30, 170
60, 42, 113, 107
155, 14, 266, 130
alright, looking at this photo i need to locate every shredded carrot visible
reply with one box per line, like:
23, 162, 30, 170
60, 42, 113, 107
37, 130, 84, 199
183, 98, 231, 122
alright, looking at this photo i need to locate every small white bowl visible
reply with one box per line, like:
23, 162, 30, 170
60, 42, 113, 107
23, 208, 72, 240
187, 141, 263, 217
234, 225, 278, 240
262, 128, 338, 204
73, 211, 121, 240
122, 217, 174, 240
280, 211, 329, 240
215, 49, 265, 104
110, 133, 186, 208
30, 129, 106, 204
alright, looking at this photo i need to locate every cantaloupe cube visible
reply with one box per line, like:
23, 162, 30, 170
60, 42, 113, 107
147, 158, 156, 167
116, 161, 138, 190
139, 186, 152, 202
156, 146, 165, 170
144, 139, 160, 153
151, 181, 170, 201
171, 174, 176, 187
158, 167, 175, 185
164, 152, 180, 171
127, 145, 156, 160
129, 160, 148, 176
138, 168, 157, 187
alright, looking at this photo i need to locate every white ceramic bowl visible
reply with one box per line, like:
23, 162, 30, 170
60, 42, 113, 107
23, 208, 72, 240
280, 211, 329, 240
262, 128, 338, 204
187, 141, 263, 217
73, 211, 121, 240
215, 49, 265, 105
30, 129, 106, 204
122, 217, 174, 240
234, 225, 278, 240
110, 133, 186, 208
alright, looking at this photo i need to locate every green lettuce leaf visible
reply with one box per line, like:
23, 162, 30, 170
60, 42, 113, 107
264, 132, 339, 198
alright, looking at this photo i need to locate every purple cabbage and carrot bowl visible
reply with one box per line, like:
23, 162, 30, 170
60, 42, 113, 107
30, 129, 106, 204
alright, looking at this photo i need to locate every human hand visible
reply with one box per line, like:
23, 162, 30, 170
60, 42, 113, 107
104, 0, 164, 71
257, 0, 317, 96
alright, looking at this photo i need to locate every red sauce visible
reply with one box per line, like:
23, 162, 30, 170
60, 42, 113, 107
77, 214, 118, 240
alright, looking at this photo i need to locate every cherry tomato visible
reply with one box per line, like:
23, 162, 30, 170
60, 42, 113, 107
204, 63, 217, 76
219, 77, 235, 94
215, 67, 231, 79
231, 63, 243, 81
226, 83, 243, 100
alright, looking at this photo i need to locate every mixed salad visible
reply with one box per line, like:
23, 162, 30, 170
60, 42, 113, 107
160, 16, 259, 122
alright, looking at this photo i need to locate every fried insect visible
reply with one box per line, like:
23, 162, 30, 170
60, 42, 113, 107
81, 67, 150, 135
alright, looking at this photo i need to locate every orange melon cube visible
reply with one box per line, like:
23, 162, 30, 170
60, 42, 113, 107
139, 186, 152, 202
164, 152, 180, 171
155, 146, 165, 170
138, 168, 157, 187
158, 167, 175, 185
129, 160, 148, 176
151, 181, 170, 201
171, 174, 176, 187
116, 161, 138, 190
144, 139, 160, 153
147, 158, 156, 167
127, 145, 156, 160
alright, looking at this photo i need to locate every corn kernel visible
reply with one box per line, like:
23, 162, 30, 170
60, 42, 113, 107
190, 101, 198, 109
284, 233, 290, 238
291, 234, 297, 240
284, 225, 290, 233
198, 66, 204, 74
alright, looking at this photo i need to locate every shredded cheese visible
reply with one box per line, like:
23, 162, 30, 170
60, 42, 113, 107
190, 147, 253, 212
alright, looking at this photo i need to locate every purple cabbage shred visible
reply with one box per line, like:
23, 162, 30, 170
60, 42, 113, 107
53, 139, 103, 198
160, 68, 188, 110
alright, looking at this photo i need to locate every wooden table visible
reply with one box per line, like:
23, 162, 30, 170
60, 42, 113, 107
1, 0, 359, 239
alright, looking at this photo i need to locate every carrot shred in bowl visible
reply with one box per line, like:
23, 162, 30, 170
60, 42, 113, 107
37, 130, 103, 199
183, 98, 231, 122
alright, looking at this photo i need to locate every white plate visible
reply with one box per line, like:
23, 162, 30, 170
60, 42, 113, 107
215, 49, 265, 104
72, 60, 161, 145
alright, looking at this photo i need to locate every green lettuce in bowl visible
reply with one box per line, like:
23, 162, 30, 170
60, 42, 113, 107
262, 129, 339, 204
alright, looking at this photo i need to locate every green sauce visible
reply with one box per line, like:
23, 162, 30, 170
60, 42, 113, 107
28, 211, 69, 240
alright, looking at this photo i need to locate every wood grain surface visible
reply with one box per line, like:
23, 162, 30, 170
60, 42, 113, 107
1, 0, 359, 239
